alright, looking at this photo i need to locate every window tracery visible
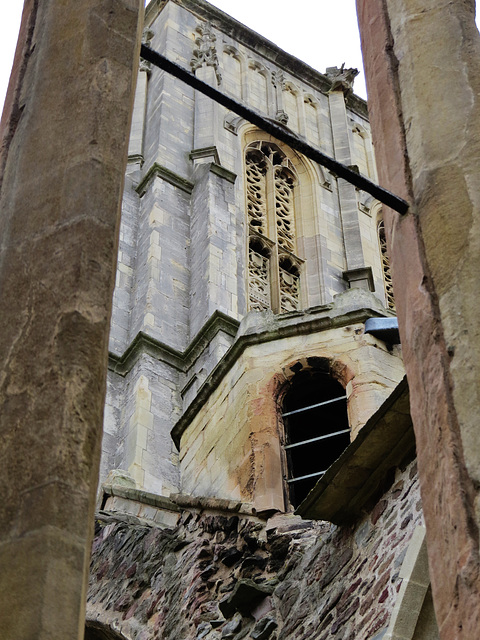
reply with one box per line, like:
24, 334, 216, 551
245, 141, 303, 313
248, 237, 272, 312
378, 219, 395, 310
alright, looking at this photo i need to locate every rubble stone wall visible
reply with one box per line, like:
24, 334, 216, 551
88, 459, 422, 640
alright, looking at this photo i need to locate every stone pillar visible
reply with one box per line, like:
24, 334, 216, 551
188, 20, 240, 335
357, 1, 480, 637
191, 21, 222, 162
128, 57, 150, 169
189, 162, 239, 336
0, 0, 143, 637
327, 67, 373, 291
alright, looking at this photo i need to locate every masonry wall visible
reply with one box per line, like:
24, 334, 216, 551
178, 293, 405, 514
87, 458, 423, 640
356, 1, 480, 637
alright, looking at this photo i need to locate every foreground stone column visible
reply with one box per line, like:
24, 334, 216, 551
0, 0, 143, 638
357, 1, 480, 637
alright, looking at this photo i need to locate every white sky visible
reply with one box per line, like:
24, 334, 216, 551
0, 0, 366, 119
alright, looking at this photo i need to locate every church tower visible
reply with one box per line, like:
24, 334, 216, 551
101, 0, 404, 514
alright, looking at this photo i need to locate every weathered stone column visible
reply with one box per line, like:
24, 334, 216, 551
357, 1, 480, 637
128, 31, 153, 171
0, 0, 143, 637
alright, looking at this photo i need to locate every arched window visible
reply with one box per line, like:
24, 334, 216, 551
245, 141, 303, 313
378, 219, 395, 310
85, 623, 127, 640
282, 370, 350, 508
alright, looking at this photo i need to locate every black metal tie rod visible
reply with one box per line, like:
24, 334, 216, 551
140, 45, 409, 215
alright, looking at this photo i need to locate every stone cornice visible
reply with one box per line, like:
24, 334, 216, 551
109, 331, 185, 375
108, 310, 240, 376
99, 484, 258, 519
210, 162, 237, 183
101, 484, 181, 512
146, 0, 368, 119
171, 302, 391, 447
136, 162, 194, 197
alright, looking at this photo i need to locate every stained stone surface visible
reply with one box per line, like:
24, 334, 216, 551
357, 0, 480, 637
0, 0, 143, 637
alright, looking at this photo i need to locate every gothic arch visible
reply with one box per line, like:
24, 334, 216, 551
283, 81, 301, 131
350, 120, 375, 178
240, 125, 330, 309
276, 355, 356, 426
303, 93, 319, 106
302, 94, 321, 145
223, 44, 243, 61
246, 59, 271, 113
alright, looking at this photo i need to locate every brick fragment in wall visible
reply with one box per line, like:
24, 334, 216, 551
87, 460, 423, 639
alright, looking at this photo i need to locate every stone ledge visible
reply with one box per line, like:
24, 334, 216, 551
210, 162, 237, 183
102, 484, 181, 511
343, 266, 375, 292
99, 484, 260, 524
190, 146, 221, 164
108, 309, 240, 376
296, 377, 415, 524
172, 290, 393, 447
170, 493, 258, 517
136, 162, 194, 196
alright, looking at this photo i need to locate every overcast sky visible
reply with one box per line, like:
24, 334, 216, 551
0, 0, 366, 118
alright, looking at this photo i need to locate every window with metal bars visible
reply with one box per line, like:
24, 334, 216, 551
282, 371, 350, 508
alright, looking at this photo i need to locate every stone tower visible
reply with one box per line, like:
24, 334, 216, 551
86, 2, 442, 638
101, 0, 404, 514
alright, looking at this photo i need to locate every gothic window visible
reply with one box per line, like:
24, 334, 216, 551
282, 371, 350, 508
245, 141, 303, 313
378, 219, 395, 310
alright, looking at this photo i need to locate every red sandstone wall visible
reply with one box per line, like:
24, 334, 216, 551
356, 1, 480, 637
